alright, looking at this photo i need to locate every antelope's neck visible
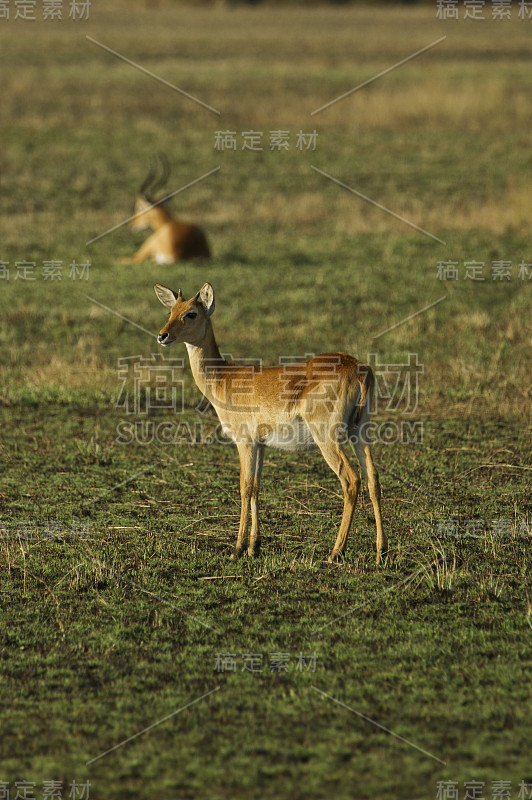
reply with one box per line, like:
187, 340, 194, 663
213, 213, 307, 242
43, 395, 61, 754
185, 321, 226, 400
150, 204, 172, 230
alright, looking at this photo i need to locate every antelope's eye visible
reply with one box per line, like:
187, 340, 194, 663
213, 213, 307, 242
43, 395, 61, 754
184, 311, 197, 320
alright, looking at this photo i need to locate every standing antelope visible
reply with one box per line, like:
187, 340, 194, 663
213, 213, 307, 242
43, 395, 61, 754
154, 283, 386, 564
120, 155, 210, 265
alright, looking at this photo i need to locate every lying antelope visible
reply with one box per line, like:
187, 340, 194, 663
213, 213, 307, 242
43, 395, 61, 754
154, 283, 386, 564
120, 156, 210, 265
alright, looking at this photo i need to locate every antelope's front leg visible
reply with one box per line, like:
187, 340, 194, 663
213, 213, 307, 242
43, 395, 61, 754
120, 236, 156, 265
231, 442, 254, 559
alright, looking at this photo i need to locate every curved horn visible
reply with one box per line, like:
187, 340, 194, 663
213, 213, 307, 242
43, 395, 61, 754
149, 152, 170, 197
139, 156, 157, 198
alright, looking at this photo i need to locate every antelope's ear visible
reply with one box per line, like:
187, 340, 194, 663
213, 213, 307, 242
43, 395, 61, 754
154, 284, 179, 309
196, 283, 215, 317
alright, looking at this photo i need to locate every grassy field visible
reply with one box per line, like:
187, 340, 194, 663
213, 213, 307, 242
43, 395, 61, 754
0, 3, 531, 799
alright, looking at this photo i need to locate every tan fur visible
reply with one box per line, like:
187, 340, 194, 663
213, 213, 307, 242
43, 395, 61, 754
120, 182, 210, 265
154, 283, 386, 564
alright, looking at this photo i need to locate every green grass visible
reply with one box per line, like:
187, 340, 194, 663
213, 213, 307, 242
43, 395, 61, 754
0, 3, 531, 799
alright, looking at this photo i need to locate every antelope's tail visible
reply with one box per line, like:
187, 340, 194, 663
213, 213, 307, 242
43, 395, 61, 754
347, 364, 375, 445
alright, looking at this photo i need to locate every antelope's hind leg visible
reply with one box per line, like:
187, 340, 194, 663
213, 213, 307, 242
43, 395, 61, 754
248, 443, 265, 557
313, 439, 361, 562
353, 441, 386, 564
